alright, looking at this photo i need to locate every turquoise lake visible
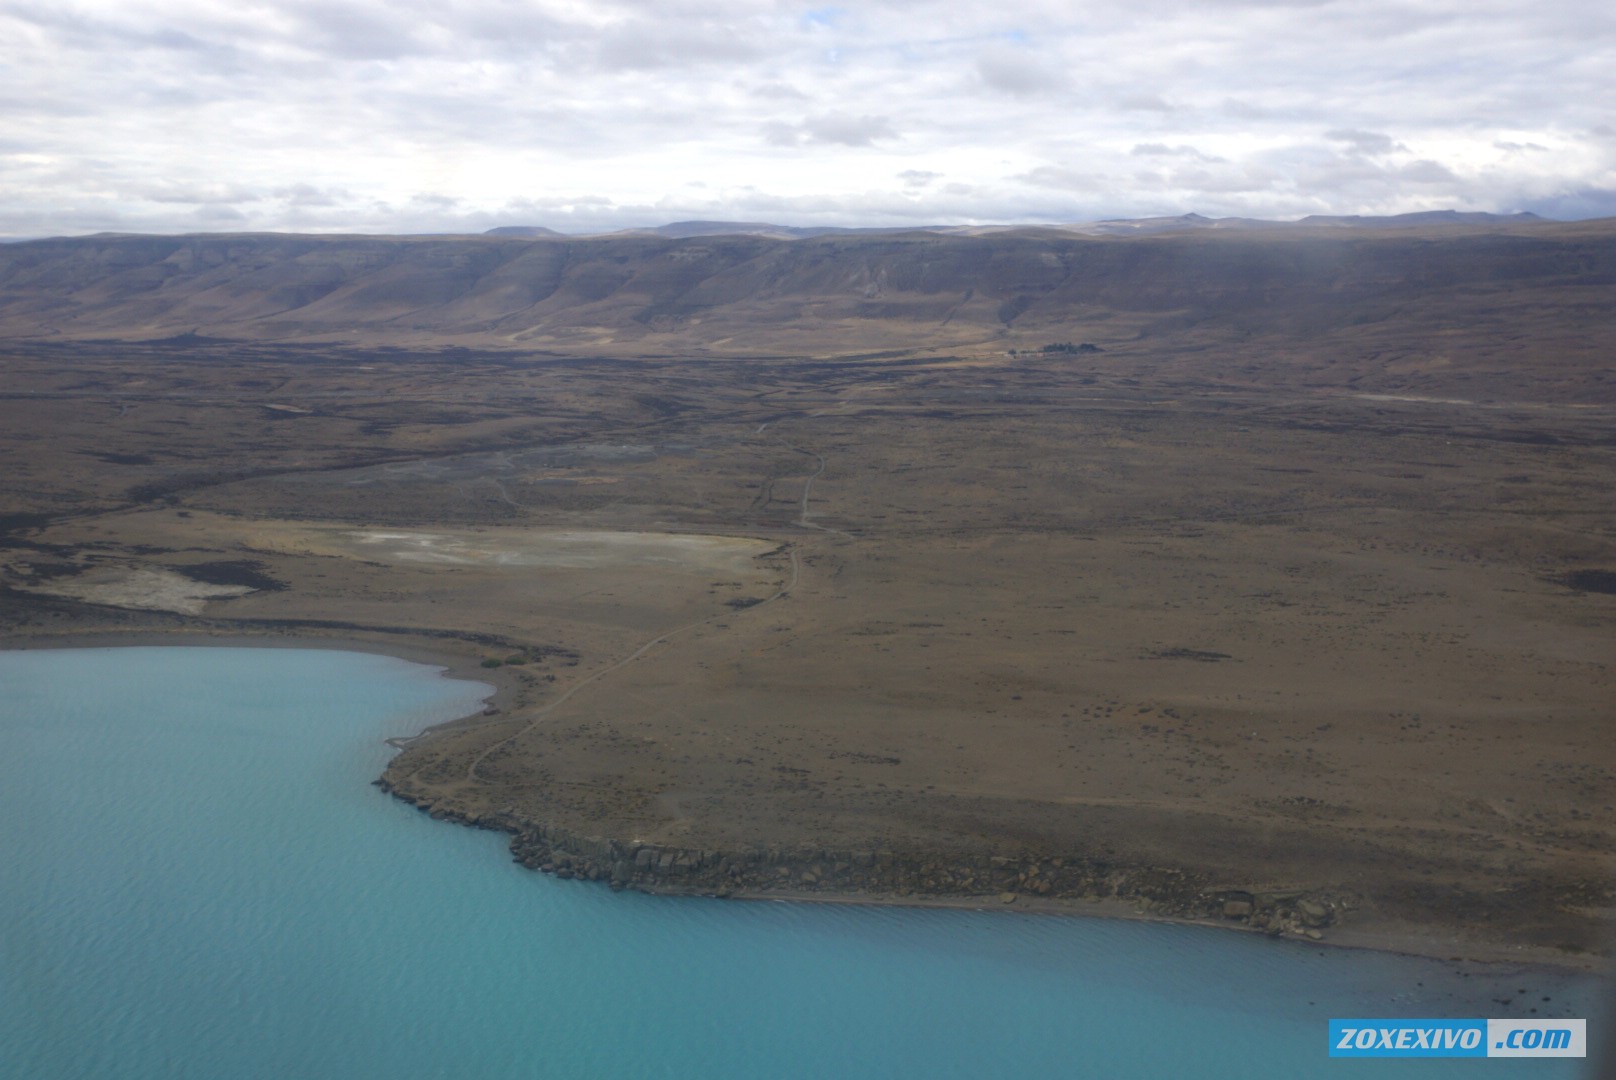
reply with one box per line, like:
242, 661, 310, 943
0, 646, 1603, 1078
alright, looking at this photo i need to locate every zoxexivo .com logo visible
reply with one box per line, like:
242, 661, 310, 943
1329, 1019, 1586, 1058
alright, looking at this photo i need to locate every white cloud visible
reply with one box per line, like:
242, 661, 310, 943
0, 0, 1611, 237
752, 81, 809, 100
1399, 159, 1460, 184
1131, 143, 1222, 162
800, 112, 899, 147
765, 112, 899, 147
1326, 129, 1406, 157
1117, 95, 1176, 114
975, 45, 1066, 97
1011, 166, 1109, 192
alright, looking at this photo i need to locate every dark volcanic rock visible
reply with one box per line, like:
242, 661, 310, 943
374, 773, 1355, 938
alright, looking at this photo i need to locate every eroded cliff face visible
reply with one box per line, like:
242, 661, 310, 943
3, 224, 1613, 379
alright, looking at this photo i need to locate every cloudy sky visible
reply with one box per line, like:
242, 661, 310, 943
2, 0, 1612, 237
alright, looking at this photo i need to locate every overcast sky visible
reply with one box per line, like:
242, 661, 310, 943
2, 0, 1613, 237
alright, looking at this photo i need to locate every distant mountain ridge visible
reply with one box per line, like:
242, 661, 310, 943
483, 210, 1549, 241
0, 217, 1611, 403
1297, 209, 1545, 228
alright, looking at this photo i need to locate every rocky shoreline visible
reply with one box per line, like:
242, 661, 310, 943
377, 776, 1344, 942
6, 626, 1600, 970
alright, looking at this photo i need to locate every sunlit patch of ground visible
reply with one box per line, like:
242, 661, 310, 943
20, 568, 253, 615
243, 522, 774, 575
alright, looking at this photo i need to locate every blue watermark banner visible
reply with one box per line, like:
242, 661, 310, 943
1330, 1020, 1486, 1058
1329, 1019, 1586, 1058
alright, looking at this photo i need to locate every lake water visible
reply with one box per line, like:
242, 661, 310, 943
0, 646, 1602, 1078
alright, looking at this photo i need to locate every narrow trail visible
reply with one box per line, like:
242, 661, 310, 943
462, 545, 801, 782
445, 430, 845, 784
788, 446, 855, 541
796, 448, 825, 518
483, 475, 523, 509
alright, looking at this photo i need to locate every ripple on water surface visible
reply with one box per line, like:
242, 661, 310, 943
0, 647, 1603, 1079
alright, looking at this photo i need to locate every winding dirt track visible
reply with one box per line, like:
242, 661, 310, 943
462, 444, 832, 782
789, 445, 855, 541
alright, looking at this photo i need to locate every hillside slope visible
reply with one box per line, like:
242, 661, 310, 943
2, 221, 1613, 399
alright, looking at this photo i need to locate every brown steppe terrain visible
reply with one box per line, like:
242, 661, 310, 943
1, 222, 1612, 968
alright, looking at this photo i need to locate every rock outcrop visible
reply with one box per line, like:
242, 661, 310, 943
377, 778, 1343, 937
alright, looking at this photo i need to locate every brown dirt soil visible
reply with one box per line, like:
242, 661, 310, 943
2, 231, 1613, 970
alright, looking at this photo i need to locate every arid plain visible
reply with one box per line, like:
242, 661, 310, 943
2, 221, 1613, 966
